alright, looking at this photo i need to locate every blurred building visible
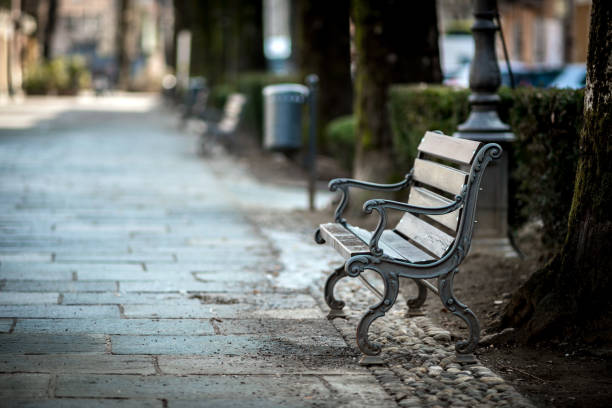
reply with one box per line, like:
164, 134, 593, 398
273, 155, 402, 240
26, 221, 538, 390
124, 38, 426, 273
438, 0, 591, 72
499, 0, 591, 64
0, 1, 36, 102
41, 0, 172, 90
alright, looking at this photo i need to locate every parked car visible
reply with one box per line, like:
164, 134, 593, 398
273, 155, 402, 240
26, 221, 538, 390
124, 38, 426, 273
444, 61, 563, 88
548, 64, 587, 89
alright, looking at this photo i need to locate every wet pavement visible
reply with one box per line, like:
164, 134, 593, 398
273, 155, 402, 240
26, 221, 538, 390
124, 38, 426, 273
0, 95, 394, 407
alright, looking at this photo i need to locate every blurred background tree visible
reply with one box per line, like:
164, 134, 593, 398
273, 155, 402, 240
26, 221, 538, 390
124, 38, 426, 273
294, 0, 352, 142
351, 0, 442, 181
172, 0, 264, 85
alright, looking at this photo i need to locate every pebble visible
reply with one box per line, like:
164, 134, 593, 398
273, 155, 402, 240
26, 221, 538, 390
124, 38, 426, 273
428, 365, 443, 376
323, 280, 536, 407
454, 375, 473, 384
480, 376, 505, 385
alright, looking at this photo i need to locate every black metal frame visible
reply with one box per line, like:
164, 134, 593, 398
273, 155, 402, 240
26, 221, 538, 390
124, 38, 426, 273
315, 143, 502, 364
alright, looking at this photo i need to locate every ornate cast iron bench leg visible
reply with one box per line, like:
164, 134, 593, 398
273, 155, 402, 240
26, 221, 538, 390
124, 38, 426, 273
324, 265, 348, 319
356, 269, 399, 366
406, 278, 428, 316
438, 269, 480, 363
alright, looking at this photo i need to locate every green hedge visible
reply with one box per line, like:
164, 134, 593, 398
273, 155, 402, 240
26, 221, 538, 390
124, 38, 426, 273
504, 87, 583, 248
325, 85, 584, 250
325, 115, 356, 171
24, 56, 91, 95
389, 85, 470, 168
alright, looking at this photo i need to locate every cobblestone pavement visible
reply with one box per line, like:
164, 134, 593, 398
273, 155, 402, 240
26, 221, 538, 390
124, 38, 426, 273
0, 95, 533, 407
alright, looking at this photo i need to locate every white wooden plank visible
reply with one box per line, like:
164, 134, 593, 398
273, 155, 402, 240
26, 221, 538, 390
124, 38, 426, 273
351, 227, 433, 263
408, 187, 460, 231
418, 131, 481, 165
413, 158, 468, 196
319, 223, 369, 259
395, 213, 455, 258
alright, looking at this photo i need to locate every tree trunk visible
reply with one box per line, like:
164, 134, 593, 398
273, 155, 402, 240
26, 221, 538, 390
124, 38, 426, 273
351, 0, 442, 181
295, 0, 353, 147
42, 0, 56, 60
174, 0, 264, 84
116, 0, 132, 90
500, 0, 612, 342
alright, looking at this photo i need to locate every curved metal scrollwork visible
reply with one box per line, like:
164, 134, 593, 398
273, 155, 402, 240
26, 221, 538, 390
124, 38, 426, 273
324, 265, 348, 315
345, 255, 375, 278
406, 279, 428, 315
356, 270, 399, 356
438, 269, 480, 354
314, 228, 325, 244
328, 174, 412, 225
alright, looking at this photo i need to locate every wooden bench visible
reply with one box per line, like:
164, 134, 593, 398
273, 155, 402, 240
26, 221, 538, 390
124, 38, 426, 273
199, 93, 247, 155
314, 131, 502, 364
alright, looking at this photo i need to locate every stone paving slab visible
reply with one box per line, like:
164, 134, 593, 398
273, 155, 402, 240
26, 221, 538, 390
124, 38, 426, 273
14, 318, 215, 335
0, 334, 106, 354
0, 305, 120, 318
61, 292, 196, 305
0, 292, 59, 304
214, 318, 338, 336
0, 253, 52, 262
0, 270, 73, 281
121, 304, 252, 319
157, 355, 368, 375
0, 374, 50, 398
0, 319, 13, 333
54, 374, 336, 403
0, 354, 155, 375
54, 253, 175, 263
0, 262, 143, 274
110, 334, 262, 355
118, 280, 263, 293
2, 280, 118, 292
6, 399, 162, 408
76, 270, 195, 281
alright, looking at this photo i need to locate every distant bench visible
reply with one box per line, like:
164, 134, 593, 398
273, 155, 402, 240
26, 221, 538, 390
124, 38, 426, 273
198, 93, 247, 155
314, 131, 502, 365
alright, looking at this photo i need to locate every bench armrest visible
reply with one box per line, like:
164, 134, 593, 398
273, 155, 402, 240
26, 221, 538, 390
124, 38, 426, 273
362, 192, 465, 256
329, 174, 412, 224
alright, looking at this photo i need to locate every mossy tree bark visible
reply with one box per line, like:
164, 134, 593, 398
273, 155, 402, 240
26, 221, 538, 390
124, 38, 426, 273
295, 0, 352, 147
173, 0, 264, 85
501, 0, 612, 342
351, 0, 442, 181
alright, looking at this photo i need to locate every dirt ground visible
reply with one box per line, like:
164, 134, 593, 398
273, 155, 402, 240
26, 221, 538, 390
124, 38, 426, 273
225, 134, 612, 408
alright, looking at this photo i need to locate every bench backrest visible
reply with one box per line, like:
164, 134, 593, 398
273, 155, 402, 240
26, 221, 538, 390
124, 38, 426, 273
218, 93, 246, 133
394, 131, 481, 258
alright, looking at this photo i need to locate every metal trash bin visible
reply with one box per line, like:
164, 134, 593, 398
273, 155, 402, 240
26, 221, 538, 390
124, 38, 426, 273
262, 84, 309, 151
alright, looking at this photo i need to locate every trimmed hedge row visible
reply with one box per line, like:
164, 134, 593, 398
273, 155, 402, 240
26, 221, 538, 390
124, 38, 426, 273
325, 85, 584, 250
24, 56, 91, 95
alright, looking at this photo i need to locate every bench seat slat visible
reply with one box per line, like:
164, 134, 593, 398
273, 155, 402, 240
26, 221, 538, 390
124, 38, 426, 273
418, 131, 481, 165
408, 186, 460, 231
320, 223, 434, 263
413, 158, 468, 196
395, 213, 455, 258
319, 223, 370, 258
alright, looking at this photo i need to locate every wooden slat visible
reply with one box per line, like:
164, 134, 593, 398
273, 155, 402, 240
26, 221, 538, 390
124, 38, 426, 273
413, 158, 468, 196
408, 187, 460, 231
351, 227, 434, 263
395, 213, 455, 258
319, 223, 369, 259
418, 131, 481, 165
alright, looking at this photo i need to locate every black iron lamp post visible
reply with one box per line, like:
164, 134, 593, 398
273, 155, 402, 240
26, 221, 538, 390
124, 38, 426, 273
454, 0, 516, 256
